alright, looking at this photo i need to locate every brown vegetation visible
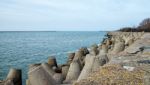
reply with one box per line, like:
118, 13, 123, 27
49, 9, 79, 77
119, 18, 150, 32
75, 64, 145, 85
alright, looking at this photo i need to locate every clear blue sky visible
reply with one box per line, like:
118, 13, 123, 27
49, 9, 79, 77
0, 0, 150, 31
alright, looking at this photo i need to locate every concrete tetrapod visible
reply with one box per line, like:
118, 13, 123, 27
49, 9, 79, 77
73, 50, 84, 61
106, 39, 112, 46
5, 68, 22, 85
98, 54, 109, 66
79, 47, 89, 56
64, 60, 81, 84
62, 65, 69, 80
73, 50, 84, 69
28, 65, 56, 85
48, 56, 58, 68
29, 63, 41, 72
67, 53, 75, 65
112, 40, 125, 54
92, 54, 109, 72
127, 38, 134, 46
89, 44, 98, 56
41, 63, 55, 76
53, 73, 63, 84
99, 44, 108, 55
91, 56, 100, 72
77, 54, 95, 82
26, 79, 31, 85
4, 80, 14, 85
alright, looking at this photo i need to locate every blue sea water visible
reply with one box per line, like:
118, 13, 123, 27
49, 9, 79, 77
0, 31, 106, 84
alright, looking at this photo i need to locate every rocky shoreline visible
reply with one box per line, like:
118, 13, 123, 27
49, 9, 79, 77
1, 32, 150, 85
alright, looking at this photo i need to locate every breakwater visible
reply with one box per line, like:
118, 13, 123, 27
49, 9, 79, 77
1, 32, 150, 85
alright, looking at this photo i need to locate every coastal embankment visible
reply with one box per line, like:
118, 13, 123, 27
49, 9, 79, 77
1, 32, 150, 85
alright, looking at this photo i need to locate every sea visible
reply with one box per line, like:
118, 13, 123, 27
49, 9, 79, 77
0, 31, 106, 85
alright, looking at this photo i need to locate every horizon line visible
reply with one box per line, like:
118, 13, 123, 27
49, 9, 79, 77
0, 30, 112, 32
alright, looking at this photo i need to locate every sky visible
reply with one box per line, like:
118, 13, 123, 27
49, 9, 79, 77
0, 0, 150, 31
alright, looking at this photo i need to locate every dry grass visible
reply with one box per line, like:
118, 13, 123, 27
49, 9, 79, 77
143, 52, 150, 55
75, 64, 145, 85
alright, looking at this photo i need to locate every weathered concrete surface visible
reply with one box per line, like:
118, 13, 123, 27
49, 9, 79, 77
76, 32, 150, 85
108, 33, 150, 85
124, 33, 150, 54
28, 65, 56, 85
53, 73, 63, 84
77, 54, 95, 82
5, 68, 22, 85
64, 60, 81, 84
0, 81, 4, 85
